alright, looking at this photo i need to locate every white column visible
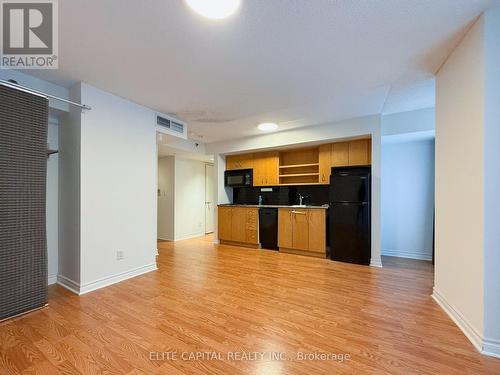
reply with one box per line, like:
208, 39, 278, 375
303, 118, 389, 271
370, 121, 383, 267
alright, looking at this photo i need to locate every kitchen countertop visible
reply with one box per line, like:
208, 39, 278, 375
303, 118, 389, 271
218, 204, 329, 209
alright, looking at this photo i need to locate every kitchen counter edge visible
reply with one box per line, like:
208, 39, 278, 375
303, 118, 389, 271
217, 204, 329, 209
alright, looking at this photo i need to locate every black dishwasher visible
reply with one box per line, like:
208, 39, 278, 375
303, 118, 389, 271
259, 208, 278, 250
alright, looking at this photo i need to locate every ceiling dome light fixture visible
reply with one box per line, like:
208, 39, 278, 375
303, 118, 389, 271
185, 0, 240, 20
258, 123, 279, 132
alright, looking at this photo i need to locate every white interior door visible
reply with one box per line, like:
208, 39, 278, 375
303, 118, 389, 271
205, 163, 214, 234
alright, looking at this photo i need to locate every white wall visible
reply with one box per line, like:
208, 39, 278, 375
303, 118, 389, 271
382, 108, 435, 136
208, 115, 382, 267
482, 7, 500, 357
47, 118, 59, 284
78, 83, 157, 292
157, 156, 175, 240
59, 83, 158, 294
435, 13, 485, 348
174, 158, 207, 241
434, 8, 500, 357
381, 139, 435, 260
435, 13, 485, 349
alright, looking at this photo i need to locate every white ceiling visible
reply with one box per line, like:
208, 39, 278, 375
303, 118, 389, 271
27, 0, 494, 142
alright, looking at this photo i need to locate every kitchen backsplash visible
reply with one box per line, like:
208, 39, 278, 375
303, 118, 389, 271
233, 185, 329, 206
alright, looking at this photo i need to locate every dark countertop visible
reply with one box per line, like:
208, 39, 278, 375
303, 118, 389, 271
218, 204, 329, 209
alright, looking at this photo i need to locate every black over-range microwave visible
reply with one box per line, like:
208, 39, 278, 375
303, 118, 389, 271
224, 169, 253, 187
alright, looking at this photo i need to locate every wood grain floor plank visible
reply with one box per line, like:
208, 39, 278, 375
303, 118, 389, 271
1, 235, 500, 374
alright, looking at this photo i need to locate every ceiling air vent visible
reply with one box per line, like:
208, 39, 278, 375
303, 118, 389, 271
156, 113, 187, 139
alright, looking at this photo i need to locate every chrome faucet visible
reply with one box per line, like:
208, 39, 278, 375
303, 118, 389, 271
298, 193, 304, 206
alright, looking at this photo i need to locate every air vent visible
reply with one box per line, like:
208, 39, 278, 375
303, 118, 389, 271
156, 113, 187, 139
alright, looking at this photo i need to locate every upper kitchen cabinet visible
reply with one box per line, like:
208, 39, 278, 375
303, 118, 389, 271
348, 139, 371, 166
226, 153, 254, 170
318, 144, 332, 184
254, 151, 279, 186
224, 138, 371, 186
331, 139, 371, 168
331, 142, 349, 167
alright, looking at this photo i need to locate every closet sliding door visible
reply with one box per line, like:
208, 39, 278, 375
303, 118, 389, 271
0, 84, 49, 321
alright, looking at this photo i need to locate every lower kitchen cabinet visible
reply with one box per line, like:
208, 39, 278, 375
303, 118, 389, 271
218, 206, 259, 248
278, 208, 326, 257
218, 206, 232, 240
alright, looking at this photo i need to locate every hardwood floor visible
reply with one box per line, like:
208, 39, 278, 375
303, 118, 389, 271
1, 236, 500, 374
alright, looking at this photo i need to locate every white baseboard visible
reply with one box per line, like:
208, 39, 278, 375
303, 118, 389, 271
56, 275, 81, 295
174, 232, 205, 241
382, 248, 432, 261
483, 338, 500, 358
370, 257, 383, 267
56, 263, 157, 296
431, 288, 483, 353
48, 274, 57, 285
157, 236, 174, 241
79, 263, 157, 295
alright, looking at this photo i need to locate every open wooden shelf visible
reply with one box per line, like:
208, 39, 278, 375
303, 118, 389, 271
279, 173, 319, 178
279, 163, 319, 169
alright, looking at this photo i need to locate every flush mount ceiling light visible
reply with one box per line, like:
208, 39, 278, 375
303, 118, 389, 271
185, 0, 240, 19
257, 123, 279, 132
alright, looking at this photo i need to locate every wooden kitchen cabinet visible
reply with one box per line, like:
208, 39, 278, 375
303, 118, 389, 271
254, 151, 279, 186
318, 144, 332, 184
308, 210, 326, 253
225, 139, 370, 186
245, 209, 258, 243
231, 207, 247, 243
226, 153, 254, 170
332, 142, 349, 167
278, 209, 293, 248
291, 209, 309, 250
253, 153, 266, 186
278, 208, 326, 257
348, 139, 370, 166
218, 206, 259, 247
266, 151, 279, 185
218, 207, 232, 241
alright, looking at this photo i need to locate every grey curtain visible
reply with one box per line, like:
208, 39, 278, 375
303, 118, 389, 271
0, 84, 49, 321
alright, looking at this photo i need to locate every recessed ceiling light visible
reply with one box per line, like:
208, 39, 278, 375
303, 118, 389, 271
185, 0, 240, 20
258, 123, 279, 132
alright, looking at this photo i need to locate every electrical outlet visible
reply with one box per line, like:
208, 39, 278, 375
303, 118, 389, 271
116, 250, 124, 261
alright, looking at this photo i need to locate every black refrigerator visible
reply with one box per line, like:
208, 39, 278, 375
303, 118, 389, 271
329, 166, 371, 265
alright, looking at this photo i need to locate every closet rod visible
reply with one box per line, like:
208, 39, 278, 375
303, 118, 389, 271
0, 79, 91, 111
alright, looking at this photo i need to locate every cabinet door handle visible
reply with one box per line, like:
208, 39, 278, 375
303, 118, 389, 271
291, 211, 306, 215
